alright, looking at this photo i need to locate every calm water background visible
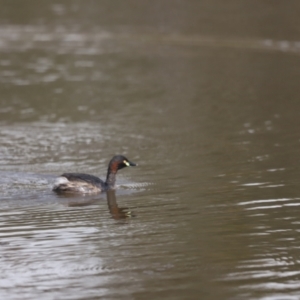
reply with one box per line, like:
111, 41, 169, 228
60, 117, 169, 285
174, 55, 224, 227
1, 1, 300, 299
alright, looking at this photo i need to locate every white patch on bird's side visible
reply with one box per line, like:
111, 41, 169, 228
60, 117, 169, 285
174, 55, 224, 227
53, 176, 69, 188
123, 160, 130, 166
78, 186, 86, 193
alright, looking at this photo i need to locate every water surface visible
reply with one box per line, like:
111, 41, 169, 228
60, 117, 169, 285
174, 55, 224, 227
1, 1, 300, 300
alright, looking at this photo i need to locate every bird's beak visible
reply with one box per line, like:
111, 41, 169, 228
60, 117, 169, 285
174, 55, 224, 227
124, 160, 137, 167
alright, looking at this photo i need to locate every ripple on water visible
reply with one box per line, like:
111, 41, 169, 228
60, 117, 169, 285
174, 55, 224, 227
213, 190, 300, 299
238, 198, 300, 210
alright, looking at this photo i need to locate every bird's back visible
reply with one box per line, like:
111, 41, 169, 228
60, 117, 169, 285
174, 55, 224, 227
53, 173, 105, 194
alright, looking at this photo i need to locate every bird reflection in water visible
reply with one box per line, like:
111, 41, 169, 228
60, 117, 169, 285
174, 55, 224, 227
106, 190, 134, 219
65, 190, 134, 220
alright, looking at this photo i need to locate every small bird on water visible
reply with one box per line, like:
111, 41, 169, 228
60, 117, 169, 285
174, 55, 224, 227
53, 155, 137, 194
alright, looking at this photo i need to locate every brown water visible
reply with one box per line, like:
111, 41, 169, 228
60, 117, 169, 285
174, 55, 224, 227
1, 1, 300, 299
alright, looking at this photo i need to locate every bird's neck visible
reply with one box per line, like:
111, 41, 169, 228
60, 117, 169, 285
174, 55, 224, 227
105, 167, 117, 188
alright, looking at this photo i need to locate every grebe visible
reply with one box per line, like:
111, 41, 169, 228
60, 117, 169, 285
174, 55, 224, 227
53, 155, 137, 194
